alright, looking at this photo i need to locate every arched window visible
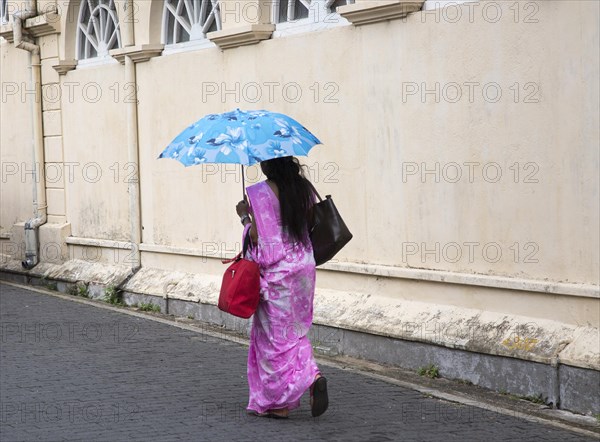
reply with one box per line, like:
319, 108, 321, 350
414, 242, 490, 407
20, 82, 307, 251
162, 0, 221, 45
76, 0, 121, 60
272, 0, 354, 36
1, 0, 8, 25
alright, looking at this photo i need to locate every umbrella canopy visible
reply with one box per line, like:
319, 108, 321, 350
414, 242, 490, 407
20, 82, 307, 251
158, 108, 322, 167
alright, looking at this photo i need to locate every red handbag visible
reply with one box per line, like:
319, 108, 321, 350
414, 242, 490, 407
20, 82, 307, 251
218, 229, 260, 319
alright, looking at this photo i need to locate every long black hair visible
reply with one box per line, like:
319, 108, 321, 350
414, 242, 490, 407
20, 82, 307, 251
260, 156, 314, 245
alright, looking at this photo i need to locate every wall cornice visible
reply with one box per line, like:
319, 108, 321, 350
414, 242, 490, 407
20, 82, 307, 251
338, 0, 425, 26
0, 11, 61, 43
52, 59, 77, 75
207, 24, 275, 50
0, 23, 13, 42
25, 11, 61, 37
109, 44, 165, 64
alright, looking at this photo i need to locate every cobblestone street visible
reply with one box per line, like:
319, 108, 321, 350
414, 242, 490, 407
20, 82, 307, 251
0, 283, 595, 441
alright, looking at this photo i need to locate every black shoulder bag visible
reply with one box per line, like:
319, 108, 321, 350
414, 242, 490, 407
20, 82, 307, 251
307, 181, 353, 266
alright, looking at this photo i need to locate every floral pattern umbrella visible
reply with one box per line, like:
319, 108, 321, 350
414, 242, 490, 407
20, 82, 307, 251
158, 108, 322, 167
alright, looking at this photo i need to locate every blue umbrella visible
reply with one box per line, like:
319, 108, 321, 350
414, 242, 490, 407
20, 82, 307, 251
158, 108, 322, 196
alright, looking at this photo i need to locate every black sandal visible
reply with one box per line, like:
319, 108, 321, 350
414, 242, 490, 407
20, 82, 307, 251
310, 376, 329, 417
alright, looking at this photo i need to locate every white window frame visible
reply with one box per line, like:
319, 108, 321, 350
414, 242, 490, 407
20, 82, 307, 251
161, 0, 221, 55
75, 0, 122, 67
326, 0, 355, 13
271, 0, 353, 38
422, 1, 471, 11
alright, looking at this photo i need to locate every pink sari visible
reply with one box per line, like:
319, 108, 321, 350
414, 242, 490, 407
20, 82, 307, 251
245, 180, 320, 414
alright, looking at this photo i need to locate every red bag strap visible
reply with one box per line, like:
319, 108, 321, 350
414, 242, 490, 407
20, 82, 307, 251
221, 224, 252, 264
221, 252, 242, 264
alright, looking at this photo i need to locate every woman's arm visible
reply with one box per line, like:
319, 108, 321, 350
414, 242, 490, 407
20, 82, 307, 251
236, 198, 258, 244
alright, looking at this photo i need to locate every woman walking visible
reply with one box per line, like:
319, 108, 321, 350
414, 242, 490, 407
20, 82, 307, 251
236, 156, 328, 419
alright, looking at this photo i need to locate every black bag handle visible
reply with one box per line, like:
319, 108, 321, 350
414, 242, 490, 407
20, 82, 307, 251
305, 179, 326, 234
242, 227, 253, 258
306, 179, 323, 203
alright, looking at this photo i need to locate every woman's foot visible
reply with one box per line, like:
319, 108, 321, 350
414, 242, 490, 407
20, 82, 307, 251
252, 408, 289, 419
268, 408, 289, 419
310, 374, 328, 417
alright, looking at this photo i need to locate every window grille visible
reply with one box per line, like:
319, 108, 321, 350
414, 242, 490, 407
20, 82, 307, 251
274, 0, 310, 23
273, 0, 355, 24
162, 0, 221, 44
76, 0, 121, 60
1, 0, 8, 25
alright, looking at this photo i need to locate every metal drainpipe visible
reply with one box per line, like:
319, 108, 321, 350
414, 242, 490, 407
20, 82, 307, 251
125, 55, 141, 271
550, 356, 561, 408
551, 340, 570, 409
122, 0, 142, 271
12, 1, 47, 270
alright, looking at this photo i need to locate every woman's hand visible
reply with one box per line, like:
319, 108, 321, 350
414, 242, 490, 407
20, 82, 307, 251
236, 198, 250, 217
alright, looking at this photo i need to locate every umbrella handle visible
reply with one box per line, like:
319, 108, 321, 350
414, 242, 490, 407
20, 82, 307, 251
241, 165, 246, 200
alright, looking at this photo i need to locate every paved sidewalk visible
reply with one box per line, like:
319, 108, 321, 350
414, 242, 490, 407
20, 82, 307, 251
0, 283, 595, 441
